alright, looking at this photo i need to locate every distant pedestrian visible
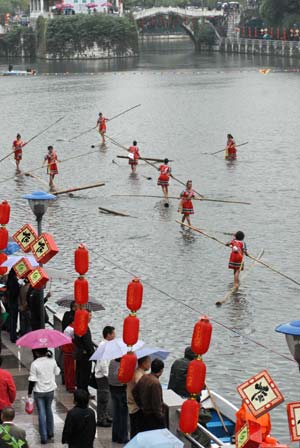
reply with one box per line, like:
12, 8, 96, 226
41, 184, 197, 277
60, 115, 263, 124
97, 112, 109, 145
12, 134, 25, 171
95, 325, 115, 427
62, 389, 96, 448
0, 407, 28, 448
132, 358, 166, 432
18, 279, 31, 336
43, 145, 59, 190
28, 348, 60, 444
6, 269, 20, 343
73, 310, 94, 393
225, 134, 237, 160
179, 180, 196, 226
157, 158, 171, 204
108, 359, 129, 444
128, 141, 140, 173
127, 355, 151, 439
226, 231, 248, 288
0, 356, 16, 417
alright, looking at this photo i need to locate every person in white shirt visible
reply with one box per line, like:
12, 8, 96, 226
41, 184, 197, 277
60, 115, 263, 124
95, 326, 115, 427
28, 348, 60, 444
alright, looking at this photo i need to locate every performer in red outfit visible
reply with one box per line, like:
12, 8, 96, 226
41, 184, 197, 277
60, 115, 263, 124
225, 134, 237, 160
179, 180, 196, 226
12, 134, 25, 171
157, 158, 171, 205
226, 231, 248, 287
62, 324, 76, 393
128, 141, 140, 173
97, 112, 109, 144
43, 145, 59, 190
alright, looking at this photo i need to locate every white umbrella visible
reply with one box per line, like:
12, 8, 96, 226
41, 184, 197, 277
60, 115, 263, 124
135, 346, 170, 360
2, 255, 70, 281
90, 338, 144, 361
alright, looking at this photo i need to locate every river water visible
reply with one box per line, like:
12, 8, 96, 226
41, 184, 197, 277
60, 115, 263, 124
0, 41, 300, 442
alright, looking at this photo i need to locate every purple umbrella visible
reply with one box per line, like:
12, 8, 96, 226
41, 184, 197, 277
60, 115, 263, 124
16, 329, 71, 349
86, 2, 98, 7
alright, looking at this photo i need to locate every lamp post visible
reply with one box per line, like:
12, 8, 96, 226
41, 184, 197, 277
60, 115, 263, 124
275, 321, 300, 371
23, 191, 56, 329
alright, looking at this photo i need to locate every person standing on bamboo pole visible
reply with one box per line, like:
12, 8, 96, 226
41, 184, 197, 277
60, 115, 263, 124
157, 158, 171, 205
12, 134, 25, 171
226, 231, 248, 288
97, 112, 109, 145
179, 180, 196, 226
128, 141, 140, 173
43, 145, 59, 190
225, 134, 237, 160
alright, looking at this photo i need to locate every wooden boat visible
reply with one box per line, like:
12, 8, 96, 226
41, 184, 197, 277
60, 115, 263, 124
0, 69, 37, 77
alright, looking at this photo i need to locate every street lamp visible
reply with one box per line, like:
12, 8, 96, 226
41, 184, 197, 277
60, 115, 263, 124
275, 320, 300, 370
23, 191, 56, 329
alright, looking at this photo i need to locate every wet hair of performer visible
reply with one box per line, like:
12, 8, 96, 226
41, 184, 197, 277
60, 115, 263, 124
226, 231, 249, 288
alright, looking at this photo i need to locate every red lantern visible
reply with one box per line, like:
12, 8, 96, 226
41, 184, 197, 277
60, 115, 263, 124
0, 253, 8, 275
0, 201, 10, 225
31, 233, 59, 264
0, 227, 8, 250
75, 244, 89, 275
191, 316, 212, 356
118, 352, 137, 383
74, 277, 89, 305
74, 309, 89, 336
179, 399, 200, 434
13, 224, 38, 253
126, 278, 143, 312
123, 315, 139, 346
283, 28, 287, 40
186, 360, 206, 395
28, 267, 49, 289
13, 257, 33, 279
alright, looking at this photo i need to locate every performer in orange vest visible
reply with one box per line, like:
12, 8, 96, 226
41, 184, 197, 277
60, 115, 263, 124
128, 141, 140, 173
226, 231, 248, 288
12, 133, 25, 171
43, 145, 59, 190
97, 112, 109, 144
235, 401, 277, 445
178, 180, 196, 226
157, 158, 171, 205
225, 134, 237, 160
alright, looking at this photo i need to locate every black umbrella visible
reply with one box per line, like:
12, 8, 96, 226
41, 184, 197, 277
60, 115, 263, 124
56, 295, 105, 312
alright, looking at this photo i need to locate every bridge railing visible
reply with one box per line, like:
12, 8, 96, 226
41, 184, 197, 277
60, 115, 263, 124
226, 36, 300, 49
133, 6, 224, 20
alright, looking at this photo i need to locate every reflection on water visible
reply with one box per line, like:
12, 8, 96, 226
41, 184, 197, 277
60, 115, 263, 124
0, 40, 299, 441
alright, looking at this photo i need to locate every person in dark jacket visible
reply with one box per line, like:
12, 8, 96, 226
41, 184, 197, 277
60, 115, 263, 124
73, 311, 94, 392
0, 407, 28, 448
27, 286, 51, 330
168, 346, 194, 397
62, 389, 96, 448
62, 301, 76, 331
6, 269, 20, 343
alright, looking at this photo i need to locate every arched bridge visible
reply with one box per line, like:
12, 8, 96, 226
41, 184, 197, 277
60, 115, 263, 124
133, 6, 224, 21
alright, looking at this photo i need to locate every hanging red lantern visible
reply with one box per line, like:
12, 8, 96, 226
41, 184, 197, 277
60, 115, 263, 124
74, 309, 89, 336
0, 227, 8, 250
186, 360, 206, 395
0, 253, 8, 275
74, 277, 89, 305
179, 399, 200, 434
118, 352, 137, 383
123, 314, 139, 346
191, 316, 212, 356
75, 244, 89, 275
0, 201, 10, 225
126, 278, 143, 312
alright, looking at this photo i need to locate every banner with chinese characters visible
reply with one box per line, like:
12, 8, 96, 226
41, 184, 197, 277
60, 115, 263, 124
31, 233, 58, 264
13, 224, 37, 253
237, 370, 284, 418
287, 402, 300, 441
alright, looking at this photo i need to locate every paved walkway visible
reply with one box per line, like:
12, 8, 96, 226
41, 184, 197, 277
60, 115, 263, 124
1, 333, 126, 448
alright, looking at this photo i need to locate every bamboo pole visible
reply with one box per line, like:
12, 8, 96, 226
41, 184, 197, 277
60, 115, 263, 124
211, 141, 249, 156
98, 206, 136, 218
53, 182, 105, 196
69, 104, 141, 142
112, 194, 251, 205
117, 155, 174, 163
177, 221, 300, 287
205, 382, 228, 433
0, 116, 65, 164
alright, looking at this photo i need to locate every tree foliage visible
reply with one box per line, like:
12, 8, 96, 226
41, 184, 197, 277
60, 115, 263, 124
45, 14, 138, 57
0, 25, 35, 56
0, 0, 29, 16
260, 0, 300, 25
193, 21, 216, 48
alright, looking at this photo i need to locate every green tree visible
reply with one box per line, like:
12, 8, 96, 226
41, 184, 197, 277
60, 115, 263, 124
260, 0, 300, 24
0, 0, 29, 15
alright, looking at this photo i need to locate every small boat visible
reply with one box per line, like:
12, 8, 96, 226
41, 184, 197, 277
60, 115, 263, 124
0, 69, 37, 77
